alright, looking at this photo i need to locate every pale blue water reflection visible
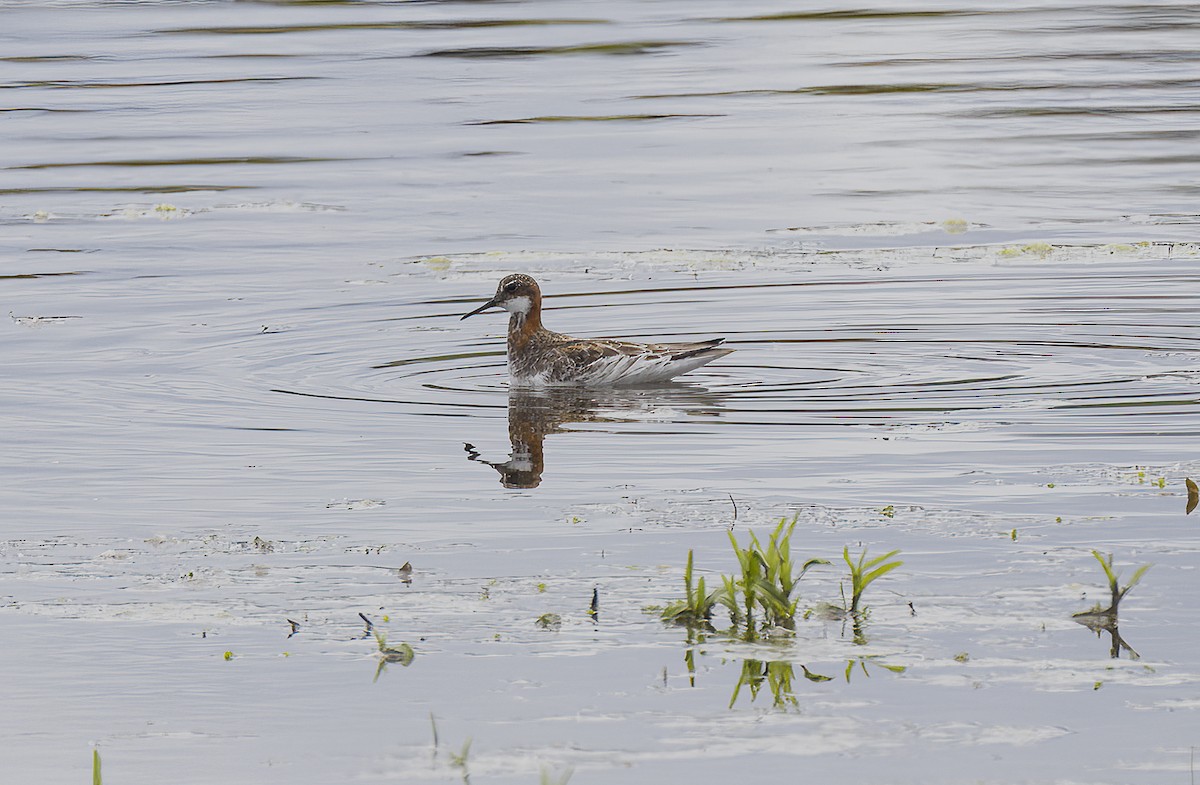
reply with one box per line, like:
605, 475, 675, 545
3, 2, 1200, 783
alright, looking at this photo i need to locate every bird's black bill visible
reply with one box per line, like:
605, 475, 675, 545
460, 298, 500, 320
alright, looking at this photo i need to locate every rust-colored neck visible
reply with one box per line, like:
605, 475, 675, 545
507, 302, 543, 352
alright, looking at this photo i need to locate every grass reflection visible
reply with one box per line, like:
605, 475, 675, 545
729, 659, 799, 710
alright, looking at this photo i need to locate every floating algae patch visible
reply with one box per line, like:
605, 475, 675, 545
396, 241, 1199, 278
997, 241, 1055, 258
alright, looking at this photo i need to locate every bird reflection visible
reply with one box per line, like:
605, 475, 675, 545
464, 386, 726, 488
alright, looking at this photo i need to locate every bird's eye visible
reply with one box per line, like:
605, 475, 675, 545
504, 281, 518, 292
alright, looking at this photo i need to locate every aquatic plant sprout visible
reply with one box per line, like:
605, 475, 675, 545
843, 546, 903, 616
449, 738, 472, 768
372, 632, 416, 682
1073, 550, 1151, 621
659, 549, 719, 626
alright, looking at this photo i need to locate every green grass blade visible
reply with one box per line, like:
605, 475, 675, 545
799, 557, 831, 576
861, 549, 901, 571
753, 578, 792, 620
1117, 562, 1153, 604
728, 530, 745, 564
696, 575, 709, 616
1125, 563, 1152, 591
861, 560, 903, 588
660, 600, 687, 621
93, 750, 101, 785
1090, 550, 1117, 590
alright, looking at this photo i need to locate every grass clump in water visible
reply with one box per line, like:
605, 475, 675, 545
657, 518, 907, 656
660, 516, 828, 639
725, 517, 828, 633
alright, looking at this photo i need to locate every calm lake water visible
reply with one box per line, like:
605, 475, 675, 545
3, 1, 1199, 783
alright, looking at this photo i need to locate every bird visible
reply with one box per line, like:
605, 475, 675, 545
460, 274, 733, 387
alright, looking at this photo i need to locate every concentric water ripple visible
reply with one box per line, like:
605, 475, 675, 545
248, 246, 1200, 443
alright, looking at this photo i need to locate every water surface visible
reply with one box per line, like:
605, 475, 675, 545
3, 2, 1200, 783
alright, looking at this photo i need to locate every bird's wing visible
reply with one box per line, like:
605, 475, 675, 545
553, 338, 730, 385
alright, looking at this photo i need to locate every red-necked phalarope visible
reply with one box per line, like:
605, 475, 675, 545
461, 274, 733, 387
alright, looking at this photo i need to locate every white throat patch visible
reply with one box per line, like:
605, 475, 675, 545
502, 295, 532, 315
